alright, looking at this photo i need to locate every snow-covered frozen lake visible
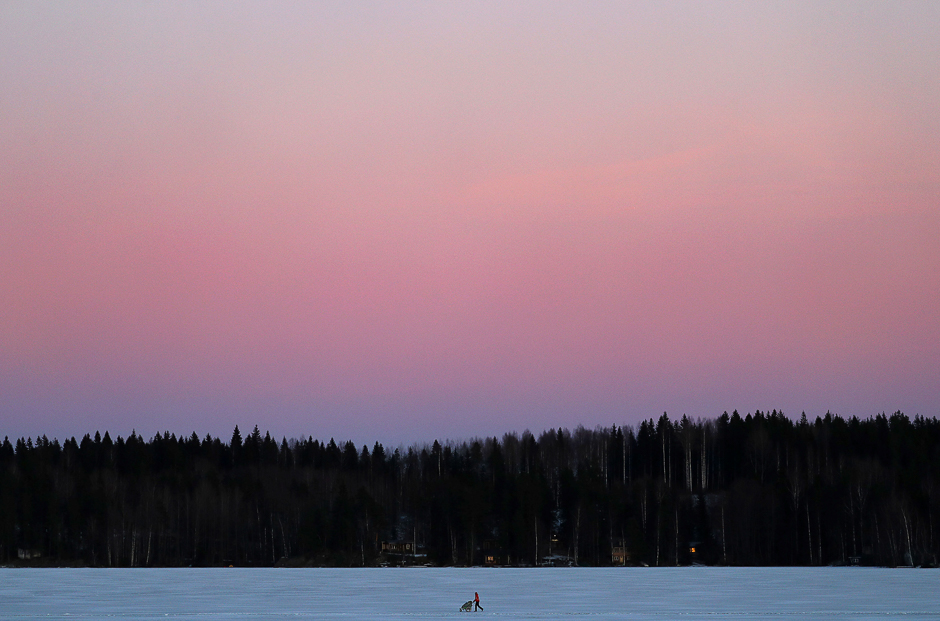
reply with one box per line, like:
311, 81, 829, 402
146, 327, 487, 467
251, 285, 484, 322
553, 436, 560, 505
2, 567, 937, 620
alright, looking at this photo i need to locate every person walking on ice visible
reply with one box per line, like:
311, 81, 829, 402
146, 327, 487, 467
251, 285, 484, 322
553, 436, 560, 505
474, 592, 483, 611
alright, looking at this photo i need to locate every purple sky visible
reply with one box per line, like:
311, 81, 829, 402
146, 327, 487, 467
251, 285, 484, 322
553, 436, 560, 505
2, 1, 938, 446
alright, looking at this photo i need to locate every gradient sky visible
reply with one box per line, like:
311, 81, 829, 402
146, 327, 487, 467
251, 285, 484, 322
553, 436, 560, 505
2, 1, 938, 446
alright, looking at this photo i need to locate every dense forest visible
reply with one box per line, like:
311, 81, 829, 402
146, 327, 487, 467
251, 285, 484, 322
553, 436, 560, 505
2, 411, 939, 568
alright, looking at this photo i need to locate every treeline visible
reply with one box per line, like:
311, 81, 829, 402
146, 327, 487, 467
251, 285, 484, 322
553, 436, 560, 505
2, 411, 939, 567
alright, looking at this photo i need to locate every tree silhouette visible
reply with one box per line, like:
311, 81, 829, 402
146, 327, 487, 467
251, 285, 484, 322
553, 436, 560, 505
1, 413, 938, 567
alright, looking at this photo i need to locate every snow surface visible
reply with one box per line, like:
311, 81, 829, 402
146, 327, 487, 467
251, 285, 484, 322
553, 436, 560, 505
2, 567, 938, 620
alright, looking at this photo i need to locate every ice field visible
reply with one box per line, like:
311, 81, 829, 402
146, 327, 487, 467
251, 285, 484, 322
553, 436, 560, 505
3, 566, 938, 620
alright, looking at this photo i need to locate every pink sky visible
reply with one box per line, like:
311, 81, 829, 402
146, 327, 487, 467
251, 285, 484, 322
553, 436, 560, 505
2, 1, 938, 445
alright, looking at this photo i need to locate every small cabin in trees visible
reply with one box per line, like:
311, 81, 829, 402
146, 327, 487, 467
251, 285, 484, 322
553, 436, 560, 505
611, 538, 630, 565
381, 540, 414, 554
482, 540, 509, 566
381, 540, 415, 564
